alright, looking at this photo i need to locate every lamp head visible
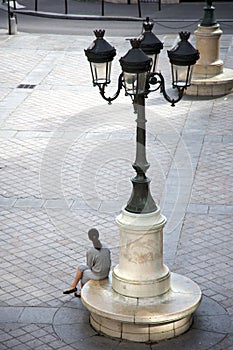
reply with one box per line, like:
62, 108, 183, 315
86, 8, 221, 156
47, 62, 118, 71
167, 32, 199, 88
119, 39, 152, 95
85, 30, 116, 86
139, 17, 163, 73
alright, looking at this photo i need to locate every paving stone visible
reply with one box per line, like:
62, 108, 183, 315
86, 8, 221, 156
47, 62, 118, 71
44, 199, 74, 209
0, 196, 17, 207
0, 130, 17, 138
209, 204, 233, 214
14, 198, 45, 208
0, 307, 23, 322
53, 305, 89, 325
187, 203, 209, 214
71, 199, 101, 210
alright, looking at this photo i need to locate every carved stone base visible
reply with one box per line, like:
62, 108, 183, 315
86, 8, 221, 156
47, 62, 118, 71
82, 207, 201, 342
81, 273, 202, 342
112, 208, 169, 298
187, 23, 233, 96
186, 68, 233, 96
194, 24, 223, 77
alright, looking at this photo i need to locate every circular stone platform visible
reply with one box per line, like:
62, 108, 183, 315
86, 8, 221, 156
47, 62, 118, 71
53, 294, 231, 349
186, 68, 233, 97
81, 272, 202, 342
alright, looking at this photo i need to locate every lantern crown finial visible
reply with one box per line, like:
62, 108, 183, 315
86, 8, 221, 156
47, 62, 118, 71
179, 31, 190, 42
94, 29, 105, 39
143, 17, 154, 32
130, 38, 141, 49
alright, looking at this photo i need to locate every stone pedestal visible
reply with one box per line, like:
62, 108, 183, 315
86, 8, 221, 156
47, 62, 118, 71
187, 24, 233, 96
112, 209, 170, 298
82, 208, 202, 342
194, 24, 223, 76
82, 273, 202, 342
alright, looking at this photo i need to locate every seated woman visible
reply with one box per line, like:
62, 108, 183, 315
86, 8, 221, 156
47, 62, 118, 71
63, 228, 111, 297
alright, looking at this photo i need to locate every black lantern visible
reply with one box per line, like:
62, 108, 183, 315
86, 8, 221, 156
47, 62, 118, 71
167, 32, 199, 88
139, 17, 163, 73
84, 30, 116, 86
119, 39, 152, 96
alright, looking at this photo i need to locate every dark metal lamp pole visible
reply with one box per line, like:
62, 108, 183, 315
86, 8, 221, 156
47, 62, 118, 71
119, 39, 156, 213
201, 0, 217, 27
85, 20, 199, 214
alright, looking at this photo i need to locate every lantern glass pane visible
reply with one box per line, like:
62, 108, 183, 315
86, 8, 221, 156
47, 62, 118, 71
90, 61, 112, 85
147, 53, 158, 73
123, 71, 147, 95
171, 64, 194, 88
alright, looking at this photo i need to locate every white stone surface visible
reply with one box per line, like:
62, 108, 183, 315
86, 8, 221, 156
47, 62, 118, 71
188, 24, 233, 96
81, 272, 202, 342
194, 24, 223, 76
112, 208, 170, 298
187, 68, 233, 96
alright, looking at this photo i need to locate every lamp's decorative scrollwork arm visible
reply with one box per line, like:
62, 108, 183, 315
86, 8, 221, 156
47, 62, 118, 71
148, 72, 184, 106
98, 73, 124, 104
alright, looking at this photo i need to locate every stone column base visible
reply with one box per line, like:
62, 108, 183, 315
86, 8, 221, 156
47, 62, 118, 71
194, 24, 223, 77
186, 68, 233, 97
112, 208, 169, 298
81, 273, 202, 342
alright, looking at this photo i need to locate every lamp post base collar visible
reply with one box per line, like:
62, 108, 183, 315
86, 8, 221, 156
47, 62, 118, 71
125, 177, 157, 214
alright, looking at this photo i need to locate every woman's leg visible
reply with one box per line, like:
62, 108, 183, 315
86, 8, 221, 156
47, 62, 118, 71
70, 267, 83, 289
63, 267, 83, 294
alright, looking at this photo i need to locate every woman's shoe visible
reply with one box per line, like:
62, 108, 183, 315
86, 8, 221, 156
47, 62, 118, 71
74, 291, 81, 298
63, 287, 77, 294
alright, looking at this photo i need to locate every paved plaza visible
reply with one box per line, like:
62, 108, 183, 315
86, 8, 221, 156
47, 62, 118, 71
0, 9, 233, 350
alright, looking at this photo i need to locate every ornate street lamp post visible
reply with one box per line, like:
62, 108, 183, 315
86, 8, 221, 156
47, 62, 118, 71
85, 20, 199, 215
82, 20, 202, 342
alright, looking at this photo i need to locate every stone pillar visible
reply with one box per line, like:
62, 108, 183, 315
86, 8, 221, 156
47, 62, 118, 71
194, 24, 223, 77
187, 1, 233, 96
112, 208, 170, 298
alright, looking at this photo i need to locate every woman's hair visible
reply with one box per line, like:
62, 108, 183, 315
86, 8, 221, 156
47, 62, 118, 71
88, 228, 102, 250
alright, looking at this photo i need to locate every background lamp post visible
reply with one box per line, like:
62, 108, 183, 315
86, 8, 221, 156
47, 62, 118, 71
82, 21, 202, 343
201, 0, 216, 27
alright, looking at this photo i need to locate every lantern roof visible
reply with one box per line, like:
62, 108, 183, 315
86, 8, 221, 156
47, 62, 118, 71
85, 30, 116, 63
167, 32, 199, 66
139, 17, 163, 55
119, 39, 152, 73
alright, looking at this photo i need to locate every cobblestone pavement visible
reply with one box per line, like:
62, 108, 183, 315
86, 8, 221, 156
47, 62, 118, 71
0, 28, 233, 349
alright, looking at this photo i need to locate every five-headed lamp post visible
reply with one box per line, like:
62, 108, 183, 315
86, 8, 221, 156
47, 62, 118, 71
82, 19, 202, 343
